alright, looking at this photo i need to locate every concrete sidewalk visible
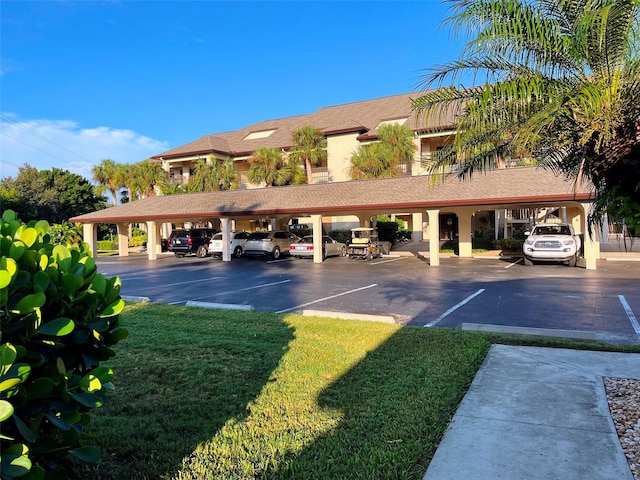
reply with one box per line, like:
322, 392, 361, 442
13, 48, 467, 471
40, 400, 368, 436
423, 345, 640, 480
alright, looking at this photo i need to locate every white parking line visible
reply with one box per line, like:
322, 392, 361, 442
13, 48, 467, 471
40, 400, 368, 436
121, 274, 161, 281
504, 259, 522, 269
173, 280, 292, 304
424, 289, 486, 328
276, 284, 378, 314
618, 295, 640, 339
370, 257, 407, 266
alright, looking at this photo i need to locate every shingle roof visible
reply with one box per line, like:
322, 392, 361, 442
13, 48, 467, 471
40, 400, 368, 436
151, 92, 455, 160
70, 167, 593, 224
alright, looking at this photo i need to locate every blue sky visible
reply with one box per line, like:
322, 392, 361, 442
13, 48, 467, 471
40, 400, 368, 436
1, 1, 465, 181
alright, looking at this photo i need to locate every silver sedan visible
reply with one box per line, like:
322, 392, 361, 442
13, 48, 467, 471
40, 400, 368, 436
289, 235, 346, 260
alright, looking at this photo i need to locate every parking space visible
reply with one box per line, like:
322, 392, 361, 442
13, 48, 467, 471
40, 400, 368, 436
97, 253, 640, 345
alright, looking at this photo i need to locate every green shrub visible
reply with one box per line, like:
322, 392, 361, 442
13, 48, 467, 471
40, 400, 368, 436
0, 210, 127, 479
131, 226, 146, 237
328, 229, 352, 245
376, 220, 399, 243
97, 240, 116, 251
128, 234, 147, 247
494, 238, 525, 253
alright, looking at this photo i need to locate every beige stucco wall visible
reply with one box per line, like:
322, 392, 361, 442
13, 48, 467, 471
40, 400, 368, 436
326, 132, 361, 182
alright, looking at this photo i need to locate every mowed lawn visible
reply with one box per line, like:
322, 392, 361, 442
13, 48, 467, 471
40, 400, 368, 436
79, 303, 636, 480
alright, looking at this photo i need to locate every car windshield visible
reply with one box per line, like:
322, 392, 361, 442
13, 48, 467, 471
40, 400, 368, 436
299, 236, 313, 243
535, 225, 571, 235
247, 232, 270, 240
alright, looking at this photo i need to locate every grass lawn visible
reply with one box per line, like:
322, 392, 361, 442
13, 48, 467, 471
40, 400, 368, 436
79, 303, 639, 480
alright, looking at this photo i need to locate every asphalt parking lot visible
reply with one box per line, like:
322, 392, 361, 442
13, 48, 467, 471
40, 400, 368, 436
96, 252, 640, 345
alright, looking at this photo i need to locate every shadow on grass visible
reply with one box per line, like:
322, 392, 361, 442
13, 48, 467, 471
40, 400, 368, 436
79, 303, 295, 480
266, 327, 490, 480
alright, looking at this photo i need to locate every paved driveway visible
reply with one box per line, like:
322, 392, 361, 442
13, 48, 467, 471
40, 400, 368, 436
96, 253, 640, 345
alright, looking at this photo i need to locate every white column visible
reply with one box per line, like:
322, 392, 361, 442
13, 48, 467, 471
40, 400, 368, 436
116, 223, 129, 257
412, 212, 424, 242
82, 223, 97, 258
220, 217, 232, 262
311, 214, 323, 263
146, 221, 158, 261
454, 207, 475, 258
580, 203, 597, 270
427, 209, 440, 266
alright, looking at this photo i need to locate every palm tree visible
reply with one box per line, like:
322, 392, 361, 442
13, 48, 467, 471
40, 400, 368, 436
288, 126, 327, 184
348, 123, 416, 179
247, 147, 292, 187
349, 142, 398, 180
413, 0, 640, 230
189, 157, 221, 192
117, 163, 140, 202
216, 158, 241, 191
92, 159, 121, 205
377, 123, 416, 171
135, 161, 169, 198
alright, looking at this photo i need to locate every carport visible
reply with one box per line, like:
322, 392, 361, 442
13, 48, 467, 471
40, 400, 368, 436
70, 167, 599, 268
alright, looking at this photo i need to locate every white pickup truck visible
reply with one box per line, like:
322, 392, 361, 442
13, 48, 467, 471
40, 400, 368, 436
522, 223, 581, 267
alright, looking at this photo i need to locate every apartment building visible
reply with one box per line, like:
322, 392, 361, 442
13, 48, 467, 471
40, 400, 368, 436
150, 92, 457, 188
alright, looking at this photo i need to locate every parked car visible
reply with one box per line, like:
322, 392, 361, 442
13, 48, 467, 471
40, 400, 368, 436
168, 228, 216, 258
523, 223, 581, 266
347, 227, 381, 260
208, 231, 250, 258
244, 231, 299, 259
290, 235, 346, 260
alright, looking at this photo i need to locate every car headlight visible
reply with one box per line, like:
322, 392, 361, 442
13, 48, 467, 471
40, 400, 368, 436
525, 239, 534, 245
563, 239, 574, 245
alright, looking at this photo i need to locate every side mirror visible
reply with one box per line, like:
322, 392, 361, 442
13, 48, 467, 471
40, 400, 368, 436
524, 231, 530, 236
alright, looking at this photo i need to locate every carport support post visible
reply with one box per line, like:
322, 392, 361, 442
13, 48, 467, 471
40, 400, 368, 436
311, 214, 323, 263
412, 212, 424, 242
455, 207, 475, 258
427, 209, 440, 266
116, 223, 129, 257
580, 203, 597, 270
82, 223, 97, 258
146, 221, 158, 261
220, 217, 231, 262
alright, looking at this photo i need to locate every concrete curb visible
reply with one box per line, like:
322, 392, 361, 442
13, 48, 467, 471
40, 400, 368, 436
185, 301, 254, 311
302, 309, 396, 324
461, 322, 598, 341
122, 295, 150, 303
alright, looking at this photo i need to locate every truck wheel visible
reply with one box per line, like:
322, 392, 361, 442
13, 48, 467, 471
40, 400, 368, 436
568, 255, 577, 267
523, 256, 533, 266
196, 245, 208, 258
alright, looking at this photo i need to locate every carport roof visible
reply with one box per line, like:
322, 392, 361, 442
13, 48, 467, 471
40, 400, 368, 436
70, 167, 593, 224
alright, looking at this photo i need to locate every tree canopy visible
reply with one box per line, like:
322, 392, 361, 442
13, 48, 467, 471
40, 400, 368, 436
413, 0, 640, 231
288, 126, 328, 184
349, 123, 416, 180
248, 147, 303, 187
0, 164, 107, 224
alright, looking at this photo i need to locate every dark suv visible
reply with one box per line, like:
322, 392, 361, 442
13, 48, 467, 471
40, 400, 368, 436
168, 228, 216, 257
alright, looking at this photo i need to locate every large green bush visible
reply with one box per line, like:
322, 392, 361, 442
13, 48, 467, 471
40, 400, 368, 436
0, 210, 127, 479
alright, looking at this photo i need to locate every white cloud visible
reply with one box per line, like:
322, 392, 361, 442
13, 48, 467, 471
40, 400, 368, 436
0, 115, 169, 181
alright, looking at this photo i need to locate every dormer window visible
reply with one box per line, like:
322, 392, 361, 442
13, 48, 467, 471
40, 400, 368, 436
244, 129, 276, 140
377, 117, 408, 128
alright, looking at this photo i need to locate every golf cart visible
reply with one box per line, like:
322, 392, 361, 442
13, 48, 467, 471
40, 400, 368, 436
347, 227, 381, 260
